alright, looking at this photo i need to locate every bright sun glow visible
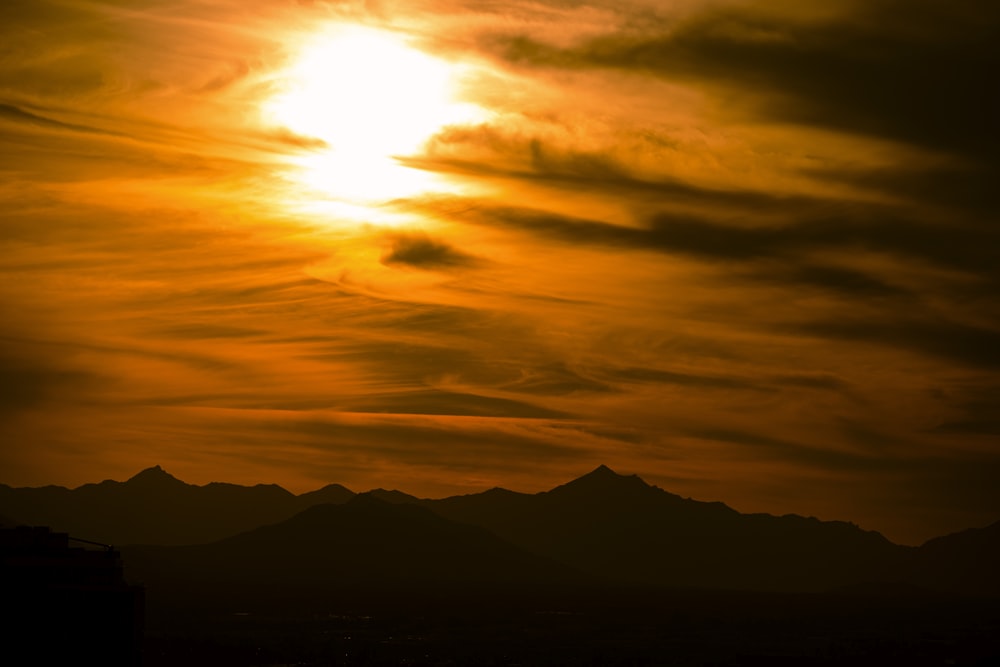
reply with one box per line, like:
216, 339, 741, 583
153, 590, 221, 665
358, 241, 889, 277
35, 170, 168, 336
265, 26, 486, 206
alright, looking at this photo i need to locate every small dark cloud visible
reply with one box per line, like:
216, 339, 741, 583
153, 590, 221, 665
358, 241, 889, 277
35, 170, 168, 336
605, 366, 771, 392
928, 420, 1000, 436
770, 373, 850, 392
340, 388, 569, 419
0, 104, 121, 137
195, 60, 253, 93
408, 137, 826, 214
151, 323, 265, 340
835, 419, 907, 451
261, 127, 329, 150
753, 264, 910, 300
500, 362, 613, 396
642, 213, 999, 279
381, 233, 479, 269
0, 346, 106, 414
609, 368, 851, 395
480, 204, 644, 247
688, 427, 898, 473
927, 383, 1000, 435
0, 364, 91, 413
333, 293, 506, 338
304, 339, 519, 389
795, 318, 1000, 369
454, 284, 593, 307
546, 421, 645, 445
269, 414, 587, 469
419, 196, 998, 284
414, 196, 994, 309
806, 162, 1000, 219
892, 456, 1000, 527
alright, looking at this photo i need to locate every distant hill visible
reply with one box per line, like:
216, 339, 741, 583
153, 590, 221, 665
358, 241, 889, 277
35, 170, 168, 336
0, 466, 356, 546
897, 519, 1000, 597
123, 495, 581, 608
295, 482, 355, 506
362, 488, 422, 504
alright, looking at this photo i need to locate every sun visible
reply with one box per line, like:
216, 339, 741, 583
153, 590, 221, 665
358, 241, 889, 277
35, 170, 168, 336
264, 25, 485, 204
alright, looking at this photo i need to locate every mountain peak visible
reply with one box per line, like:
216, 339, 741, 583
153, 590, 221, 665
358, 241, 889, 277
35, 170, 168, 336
362, 488, 420, 504
578, 464, 642, 484
546, 465, 652, 498
296, 483, 355, 506
126, 465, 184, 486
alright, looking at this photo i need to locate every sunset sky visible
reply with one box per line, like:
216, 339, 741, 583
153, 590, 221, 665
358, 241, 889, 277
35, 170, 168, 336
1, 0, 997, 544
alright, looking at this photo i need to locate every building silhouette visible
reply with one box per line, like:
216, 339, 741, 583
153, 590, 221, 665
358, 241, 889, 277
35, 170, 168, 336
1, 525, 143, 666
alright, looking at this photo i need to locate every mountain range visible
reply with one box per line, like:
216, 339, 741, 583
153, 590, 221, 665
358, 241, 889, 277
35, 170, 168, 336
0, 465, 352, 546
3, 465, 997, 597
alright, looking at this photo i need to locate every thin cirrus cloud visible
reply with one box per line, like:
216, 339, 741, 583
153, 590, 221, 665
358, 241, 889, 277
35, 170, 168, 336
0, 0, 998, 545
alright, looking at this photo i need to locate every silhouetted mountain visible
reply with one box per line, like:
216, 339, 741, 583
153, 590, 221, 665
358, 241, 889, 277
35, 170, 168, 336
363, 488, 422, 504
0, 467, 356, 546
124, 496, 581, 605
425, 465, 904, 592
124, 464, 186, 489
5, 465, 998, 596
295, 482, 355, 506
894, 519, 1000, 596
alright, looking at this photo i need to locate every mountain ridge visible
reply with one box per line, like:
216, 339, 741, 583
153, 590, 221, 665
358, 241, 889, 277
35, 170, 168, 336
3, 465, 997, 596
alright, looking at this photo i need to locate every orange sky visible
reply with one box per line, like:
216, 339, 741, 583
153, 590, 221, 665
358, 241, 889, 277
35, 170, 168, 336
1, 0, 998, 545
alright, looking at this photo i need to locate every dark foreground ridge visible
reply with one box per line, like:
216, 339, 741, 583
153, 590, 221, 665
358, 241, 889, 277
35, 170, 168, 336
3, 466, 999, 665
